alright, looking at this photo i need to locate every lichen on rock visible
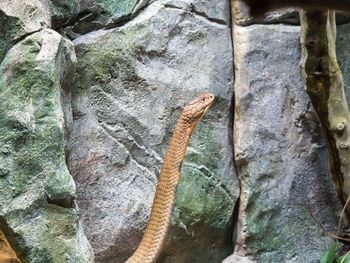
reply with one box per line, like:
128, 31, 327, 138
0, 29, 92, 263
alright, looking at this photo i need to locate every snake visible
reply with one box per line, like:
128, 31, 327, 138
126, 93, 214, 263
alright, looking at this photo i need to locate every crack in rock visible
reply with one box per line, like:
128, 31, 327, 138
1, 29, 42, 64
100, 122, 159, 185
164, 2, 227, 26
183, 162, 235, 200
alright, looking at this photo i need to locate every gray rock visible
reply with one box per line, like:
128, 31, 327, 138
46, 0, 80, 28
337, 23, 350, 105
0, 28, 92, 263
0, 0, 49, 61
0, 0, 81, 62
227, 24, 341, 262
223, 254, 256, 263
67, 0, 239, 262
65, 0, 232, 38
66, 0, 149, 37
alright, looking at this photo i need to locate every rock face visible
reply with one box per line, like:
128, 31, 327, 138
65, 0, 148, 37
0, 0, 81, 62
337, 23, 350, 105
0, 28, 92, 262
227, 20, 343, 263
3, 0, 350, 262
67, 0, 238, 262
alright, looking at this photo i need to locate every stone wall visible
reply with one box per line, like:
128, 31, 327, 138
0, 0, 349, 262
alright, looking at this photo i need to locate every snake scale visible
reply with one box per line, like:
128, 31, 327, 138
126, 93, 214, 263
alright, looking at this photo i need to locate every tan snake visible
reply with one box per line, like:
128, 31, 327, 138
126, 93, 214, 263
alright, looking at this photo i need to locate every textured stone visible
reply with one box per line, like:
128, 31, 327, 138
229, 24, 342, 262
0, 0, 49, 62
223, 254, 256, 263
0, 0, 82, 62
0, 28, 92, 263
65, 0, 231, 38
67, 0, 238, 262
47, 0, 80, 28
65, 0, 149, 38
337, 23, 350, 105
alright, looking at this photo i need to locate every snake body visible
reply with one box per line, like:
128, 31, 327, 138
126, 93, 214, 263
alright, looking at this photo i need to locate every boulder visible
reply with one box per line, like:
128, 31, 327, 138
337, 23, 350, 105
0, 28, 92, 263
228, 23, 342, 262
68, 0, 239, 262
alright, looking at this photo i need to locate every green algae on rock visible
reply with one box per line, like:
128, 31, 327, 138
230, 23, 341, 263
159, 123, 235, 263
66, 0, 146, 36
0, 29, 92, 263
68, 0, 238, 261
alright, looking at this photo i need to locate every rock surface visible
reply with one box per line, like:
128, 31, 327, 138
0, 0, 49, 62
223, 254, 256, 263
2, 0, 350, 262
228, 24, 342, 263
67, 0, 239, 262
65, 0, 150, 38
0, 0, 82, 62
337, 23, 350, 105
0, 28, 92, 262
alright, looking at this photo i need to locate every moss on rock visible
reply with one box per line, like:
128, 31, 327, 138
0, 29, 92, 262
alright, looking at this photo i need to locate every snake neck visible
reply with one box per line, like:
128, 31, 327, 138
126, 117, 192, 263
161, 116, 191, 183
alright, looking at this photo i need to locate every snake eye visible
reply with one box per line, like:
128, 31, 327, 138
201, 97, 206, 102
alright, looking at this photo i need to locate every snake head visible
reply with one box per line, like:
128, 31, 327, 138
182, 93, 214, 125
